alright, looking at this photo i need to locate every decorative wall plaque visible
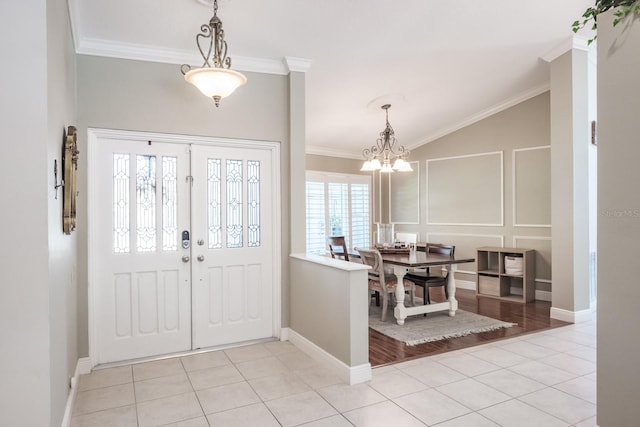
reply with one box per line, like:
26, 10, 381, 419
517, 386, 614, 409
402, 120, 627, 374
63, 126, 79, 234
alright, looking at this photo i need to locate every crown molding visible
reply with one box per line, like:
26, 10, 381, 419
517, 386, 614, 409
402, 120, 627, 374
75, 37, 293, 75
285, 57, 313, 73
541, 36, 592, 63
306, 145, 363, 160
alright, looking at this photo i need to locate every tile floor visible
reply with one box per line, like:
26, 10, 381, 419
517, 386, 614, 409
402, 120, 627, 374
71, 319, 596, 426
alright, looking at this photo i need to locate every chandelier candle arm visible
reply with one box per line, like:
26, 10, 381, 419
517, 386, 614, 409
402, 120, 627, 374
360, 104, 412, 172
181, 0, 247, 107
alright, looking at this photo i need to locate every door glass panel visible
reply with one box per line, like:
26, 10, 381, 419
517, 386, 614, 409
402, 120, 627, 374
226, 159, 243, 248
136, 155, 157, 252
113, 153, 130, 253
247, 160, 260, 247
162, 156, 178, 251
207, 158, 222, 249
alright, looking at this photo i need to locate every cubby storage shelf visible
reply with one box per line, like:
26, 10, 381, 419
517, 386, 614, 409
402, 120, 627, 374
476, 247, 535, 303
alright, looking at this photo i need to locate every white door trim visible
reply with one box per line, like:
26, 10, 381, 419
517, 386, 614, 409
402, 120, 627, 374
87, 127, 282, 368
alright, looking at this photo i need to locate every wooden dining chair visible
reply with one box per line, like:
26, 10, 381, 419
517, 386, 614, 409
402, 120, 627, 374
403, 243, 455, 304
327, 235, 350, 261
356, 248, 415, 321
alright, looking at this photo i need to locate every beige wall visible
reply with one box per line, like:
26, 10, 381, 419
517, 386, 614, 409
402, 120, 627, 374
597, 10, 640, 426
306, 154, 366, 175
549, 49, 592, 317
1, 0, 78, 425
47, 0, 79, 424
76, 55, 296, 355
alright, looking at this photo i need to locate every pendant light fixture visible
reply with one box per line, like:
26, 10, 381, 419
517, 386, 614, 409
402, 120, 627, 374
181, 0, 247, 106
361, 104, 412, 172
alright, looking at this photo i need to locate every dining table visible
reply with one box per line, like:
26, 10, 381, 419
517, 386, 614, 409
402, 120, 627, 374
379, 249, 475, 325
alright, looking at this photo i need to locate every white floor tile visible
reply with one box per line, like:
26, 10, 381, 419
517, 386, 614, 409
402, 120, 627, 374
206, 402, 281, 427
134, 373, 192, 403
539, 353, 596, 376
73, 383, 135, 416
524, 335, 587, 353
160, 416, 210, 427
264, 340, 299, 356
70, 320, 600, 427
276, 349, 319, 371
398, 359, 467, 387
78, 366, 132, 392
433, 353, 501, 377
70, 404, 137, 427
433, 412, 500, 427
564, 345, 597, 363
136, 392, 203, 427
224, 343, 273, 363
519, 387, 596, 424
554, 376, 597, 404
470, 347, 529, 368
343, 400, 425, 427
479, 399, 569, 427
508, 360, 579, 386
299, 414, 355, 426
294, 365, 345, 390
496, 340, 559, 359
180, 350, 231, 372
436, 378, 511, 411
248, 371, 311, 401
574, 415, 598, 427
133, 358, 185, 382
186, 364, 244, 390
265, 391, 338, 427
368, 369, 430, 399
474, 369, 546, 397
234, 355, 290, 380
393, 388, 471, 426
196, 381, 261, 414
317, 383, 387, 413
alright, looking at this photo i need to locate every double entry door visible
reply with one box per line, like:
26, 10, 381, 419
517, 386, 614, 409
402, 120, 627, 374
91, 132, 277, 365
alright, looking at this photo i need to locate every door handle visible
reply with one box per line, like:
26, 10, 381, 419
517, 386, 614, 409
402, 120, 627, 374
197, 255, 205, 262
182, 256, 190, 263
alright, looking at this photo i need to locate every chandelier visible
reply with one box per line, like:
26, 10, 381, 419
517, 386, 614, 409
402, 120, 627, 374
361, 104, 412, 172
180, 0, 247, 107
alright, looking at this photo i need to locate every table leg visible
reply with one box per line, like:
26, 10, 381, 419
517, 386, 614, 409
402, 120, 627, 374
447, 264, 459, 317
392, 266, 407, 325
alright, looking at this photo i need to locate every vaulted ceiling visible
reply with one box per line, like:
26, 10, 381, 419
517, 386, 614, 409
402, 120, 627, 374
69, 0, 594, 158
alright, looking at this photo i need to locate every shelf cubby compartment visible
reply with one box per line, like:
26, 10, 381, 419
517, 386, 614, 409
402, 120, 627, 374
476, 247, 535, 303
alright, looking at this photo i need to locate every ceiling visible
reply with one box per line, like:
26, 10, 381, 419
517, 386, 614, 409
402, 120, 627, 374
69, 0, 594, 159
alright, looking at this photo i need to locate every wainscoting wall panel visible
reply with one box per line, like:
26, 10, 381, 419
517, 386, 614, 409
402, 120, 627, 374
426, 151, 503, 226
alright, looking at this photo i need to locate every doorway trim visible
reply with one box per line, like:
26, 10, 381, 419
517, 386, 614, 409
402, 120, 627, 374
87, 127, 282, 368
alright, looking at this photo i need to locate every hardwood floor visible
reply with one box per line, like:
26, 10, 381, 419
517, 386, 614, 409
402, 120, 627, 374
369, 288, 570, 367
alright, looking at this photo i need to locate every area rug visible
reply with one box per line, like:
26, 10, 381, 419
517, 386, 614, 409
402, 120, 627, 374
369, 303, 517, 346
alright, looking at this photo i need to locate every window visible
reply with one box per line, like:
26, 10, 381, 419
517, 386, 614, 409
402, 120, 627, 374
306, 171, 371, 255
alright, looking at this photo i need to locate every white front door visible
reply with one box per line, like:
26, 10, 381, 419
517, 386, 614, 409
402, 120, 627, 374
90, 131, 277, 365
191, 145, 274, 349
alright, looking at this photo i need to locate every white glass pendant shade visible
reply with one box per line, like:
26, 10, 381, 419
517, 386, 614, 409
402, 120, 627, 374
392, 158, 413, 172
184, 67, 247, 101
380, 162, 394, 173
370, 158, 382, 170
360, 160, 374, 171
397, 161, 413, 172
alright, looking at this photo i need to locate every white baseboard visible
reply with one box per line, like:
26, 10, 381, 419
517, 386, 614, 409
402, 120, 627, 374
61, 357, 92, 427
550, 306, 596, 323
284, 328, 371, 385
